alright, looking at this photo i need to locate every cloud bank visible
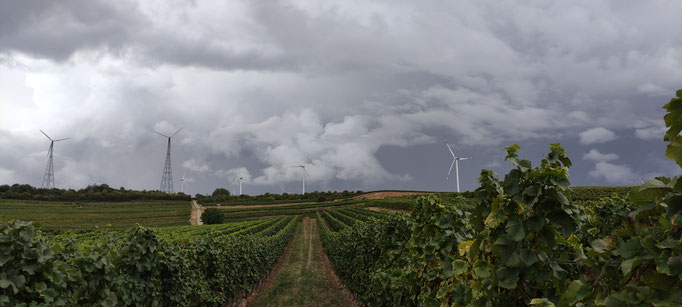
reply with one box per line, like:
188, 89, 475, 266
1, 1, 681, 193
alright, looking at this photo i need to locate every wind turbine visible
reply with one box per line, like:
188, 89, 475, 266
176, 170, 187, 194
154, 127, 183, 193
40, 130, 70, 189
444, 139, 471, 193
230, 169, 244, 195
279, 185, 288, 194
291, 165, 309, 194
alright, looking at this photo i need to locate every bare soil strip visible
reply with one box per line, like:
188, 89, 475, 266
250, 217, 356, 307
365, 206, 411, 214
200, 191, 426, 210
190, 200, 202, 225
351, 191, 427, 200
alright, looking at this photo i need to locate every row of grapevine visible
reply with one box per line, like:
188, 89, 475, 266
318, 207, 389, 232
1, 216, 299, 306
569, 186, 636, 201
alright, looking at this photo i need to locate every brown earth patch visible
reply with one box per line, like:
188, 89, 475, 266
352, 191, 427, 200
365, 206, 411, 214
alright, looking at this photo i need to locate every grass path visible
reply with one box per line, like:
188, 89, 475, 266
252, 217, 355, 307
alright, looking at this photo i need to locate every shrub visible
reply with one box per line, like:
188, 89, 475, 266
201, 208, 224, 225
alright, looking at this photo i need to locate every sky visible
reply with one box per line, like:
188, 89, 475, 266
1, 0, 681, 196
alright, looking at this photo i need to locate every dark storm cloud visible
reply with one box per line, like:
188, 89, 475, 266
1, 0, 681, 194
0, 0, 143, 61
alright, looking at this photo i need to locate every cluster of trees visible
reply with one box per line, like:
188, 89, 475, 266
0, 184, 191, 202
0, 183, 363, 204
194, 189, 364, 204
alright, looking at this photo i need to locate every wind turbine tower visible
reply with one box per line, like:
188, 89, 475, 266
178, 171, 187, 194
40, 130, 69, 189
231, 170, 244, 195
444, 139, 471, 193
154, 128, 183, 193
292, 165, 308, 194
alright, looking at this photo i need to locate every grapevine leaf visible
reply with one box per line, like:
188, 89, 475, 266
617, 238, 642, 259
620, 256, 652, 275
520, 248, 538, 266
663, 90, 682, 168
529, 298, 555, 306
496, 267, 520, 289
506, 217, 525, 242
668, 256, 682, 275
667, 195, 682, 218
473, 260, 492, 278
526, 215, 544, 232
640, 270, 677, 291
0, 279, 11, 289
442, 259, 454, 278
630, 183, 668, 206
453, 260, 468, 275
656, 238, 681, 249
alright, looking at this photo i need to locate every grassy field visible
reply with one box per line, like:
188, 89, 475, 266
0, 199, 191, 229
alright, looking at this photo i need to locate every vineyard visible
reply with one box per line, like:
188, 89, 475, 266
0, 199, 191, 229
3, 90, 681, 306
1, 216, 298, 306
311, 91, 682, 306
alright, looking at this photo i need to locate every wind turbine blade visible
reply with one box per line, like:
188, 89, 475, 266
459, 157, 471, 160
182, 171, 186, 179
230, 177, 240, 186
53, 138, 70, 142
170, 127, 184, 138
303, 168, 310, 177
40, 130, 52, 141
446, 143, 456, 158
447, 159, 455, 180
153, 130, 169, 138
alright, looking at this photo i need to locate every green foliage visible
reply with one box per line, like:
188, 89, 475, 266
1, 216, 298, 306
196, 190, 364, 205
0, 199, 191, 229
211, 188, 231, 198
201, 208, 224, 224
0, 221, 72, 306
570, 186, 636, 201
664, 90, 682, 168
318, 89, 682, 306
0, 183, 191, 202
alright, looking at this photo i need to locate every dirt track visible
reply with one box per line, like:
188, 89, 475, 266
250, 218, 355, 306
351, 191, 426, 200
198, 191, 426, 212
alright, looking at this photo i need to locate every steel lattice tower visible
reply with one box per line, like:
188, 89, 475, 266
155, 128, 183, 194
40, 130, 69, 189
160, 138, 174, 193
41, 142, 55, 189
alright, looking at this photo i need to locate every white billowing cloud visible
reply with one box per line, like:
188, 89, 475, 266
182, 159, 210, 173
588, 161, 637, 184
583, 149, 618, 162
216, 167, 252, 182
632, 120, 666, 140
579, 127, 617, 145
250, 110, 415, 185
